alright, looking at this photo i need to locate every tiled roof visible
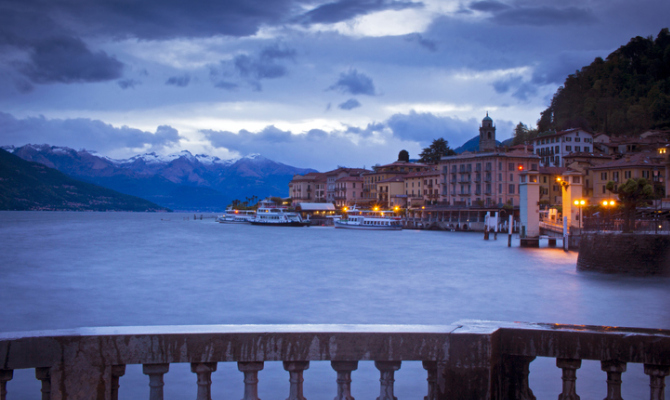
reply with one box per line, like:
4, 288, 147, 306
589, 152, 664, 170
378, 176, 405, 183
405, 169, 440, 178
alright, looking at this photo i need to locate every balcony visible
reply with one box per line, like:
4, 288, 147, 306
0, 322, 668, 400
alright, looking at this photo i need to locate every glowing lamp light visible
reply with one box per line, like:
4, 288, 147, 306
609, 200, 616, 206
556, 177, 562, 182
343, 207, 348, 212
373, 207, 379, 211
518, 165, 524, 171
602, 200, 608, 206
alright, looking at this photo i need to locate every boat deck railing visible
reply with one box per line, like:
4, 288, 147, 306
0, 321, 669, 400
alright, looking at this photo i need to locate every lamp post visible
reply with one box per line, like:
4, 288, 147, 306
601, 199, 616, 231
573, 199, 586, 233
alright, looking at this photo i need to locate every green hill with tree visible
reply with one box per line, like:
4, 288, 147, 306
537, 28, 670, 135
0, 149, 171, 211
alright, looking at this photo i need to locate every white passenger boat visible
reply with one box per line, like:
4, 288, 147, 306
334, 207, 402, 230
249, 207, 310, 227
217, 209, 256, 224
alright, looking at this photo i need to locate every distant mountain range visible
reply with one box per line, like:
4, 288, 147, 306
2, 144, 316, 211
0, 148, 169, 211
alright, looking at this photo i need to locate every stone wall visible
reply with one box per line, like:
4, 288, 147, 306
577, 233, 670, 275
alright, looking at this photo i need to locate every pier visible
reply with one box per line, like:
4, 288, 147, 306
1, 321, 669, 400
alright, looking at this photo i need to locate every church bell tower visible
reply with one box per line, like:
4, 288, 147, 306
479, 112, 496, 152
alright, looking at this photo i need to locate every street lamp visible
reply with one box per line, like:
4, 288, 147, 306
573, 199, 586, 232
601, 199, 616, 231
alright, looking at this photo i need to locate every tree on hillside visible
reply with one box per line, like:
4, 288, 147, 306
398, 150, 409, 162
511, 122, 540, 146
606, 178, 656, 232
538, 28, 670, 134
419, 138, 456, 164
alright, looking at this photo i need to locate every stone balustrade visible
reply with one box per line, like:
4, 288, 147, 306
0, 321, 669, 400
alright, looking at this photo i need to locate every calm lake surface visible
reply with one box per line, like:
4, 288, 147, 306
1, 211, 668, 399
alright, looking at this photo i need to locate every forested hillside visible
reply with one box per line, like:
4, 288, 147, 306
538, 28, 670, 135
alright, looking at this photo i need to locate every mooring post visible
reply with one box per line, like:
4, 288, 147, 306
508, 215, 513, 247
563, 216, 568, 252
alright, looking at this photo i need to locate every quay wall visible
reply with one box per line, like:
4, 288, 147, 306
577, 233, 670, 275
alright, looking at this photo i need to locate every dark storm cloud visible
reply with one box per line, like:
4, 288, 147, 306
328, 69, 376, 95
165, 74, 191, 87
118, 78, 141, 89
405, 33, 437, 52
295, 0, 423, 25
345, 122, 385, 137
209, 43, 296, 90
469, 0, 511, 12
0, 112, 182, 152
338, 98, 361, 110
470, 2, 597, 26
386, 111, 478, 146
19, 36, 123, 84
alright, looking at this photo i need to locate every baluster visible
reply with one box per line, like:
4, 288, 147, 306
557, 358, 582, 400
331, 361, 358, 400
238, 361, 264, 400
374, 361, 401, 400
644, 364, 670, 400
192, 362, 217, 400
422, 361, 438, 400
502, 355, 536, 400
35, 367, 51, 400
111, 365, 126, 400
143, 363, 170, 400
284, 361, 310, 400
0, 369, 12, 400
601, 360, 626, 400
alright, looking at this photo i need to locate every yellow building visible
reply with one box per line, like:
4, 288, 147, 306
404, 169, 441, 207
590, 151, 665, 205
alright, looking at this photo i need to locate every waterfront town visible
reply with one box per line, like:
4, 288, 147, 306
289, 114, 670, 232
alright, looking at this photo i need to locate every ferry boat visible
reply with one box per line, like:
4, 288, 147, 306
334, 207, 402, 230
249, 207, 310, 227
216, 209, 256, 224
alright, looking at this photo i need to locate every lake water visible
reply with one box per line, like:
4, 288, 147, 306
1, 211, 668, 399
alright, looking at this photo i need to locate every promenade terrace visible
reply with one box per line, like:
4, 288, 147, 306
1, 321, 669, 400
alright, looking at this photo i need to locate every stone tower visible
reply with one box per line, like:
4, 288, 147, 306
479, 112, 496, 152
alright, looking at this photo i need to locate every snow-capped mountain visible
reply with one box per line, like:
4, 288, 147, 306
6, 144, 316, 211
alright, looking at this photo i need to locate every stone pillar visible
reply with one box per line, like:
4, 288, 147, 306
284, 361, 309, 400
331, 361, 358, 400
422, 361, 438, 400
601, 360, 626, 400
560, 172, 584, 230
0, 369, 12, 400
111, 365, 126, 400
501, 355, 536, 400
644, 364, 670, 400
143, 363, 170, 400
374, 361, 401, 400
239, 361, 264, 400
557, 358, 581, 400
36, 367, 52, 400
519, 170, 540, 247
191, 362, 217, 400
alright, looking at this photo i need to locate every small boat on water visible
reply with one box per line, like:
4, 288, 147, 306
249, 206, 310, 227
217, 209, 256, 224
334, 207, 402, 230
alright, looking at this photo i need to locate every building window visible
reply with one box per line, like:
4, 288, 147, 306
601, 172, 607, 180
508, 163, 514, 170
509, 184, 515, 194
510, 173, 513, 181
585, 146, 590, 152
555, 156, 560, 165
575, 137, 581, 142
624, 171, 631, 179
566, 146, 572, 151
603, 185, 606, 194
555, 145, 559, 152
575, 146, 581, 152
613, 171, 619, 181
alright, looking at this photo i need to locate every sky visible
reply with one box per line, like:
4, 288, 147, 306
0, 0, 668, 171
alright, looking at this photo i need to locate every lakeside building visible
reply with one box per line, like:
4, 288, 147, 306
289, 167, 369, 206
362, 161, 430, 204
590, 151, 666, 205
376, 176, 405, 208
404, 169, 441, 207
438, 115, 540, 207
289, 172, 325, 205
333, 175, 364, 208
533, 128, 594, 167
